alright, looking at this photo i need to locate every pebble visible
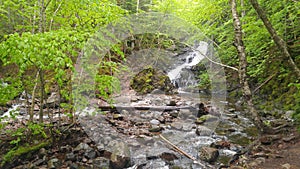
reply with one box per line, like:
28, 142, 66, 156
150, 119, 160, 125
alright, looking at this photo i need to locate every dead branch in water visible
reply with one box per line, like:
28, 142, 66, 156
98, 105, 197, 111
159, 134, 213, 168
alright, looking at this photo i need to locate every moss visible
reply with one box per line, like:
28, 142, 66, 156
130, 66, 175, 94
1, 141, 50, 167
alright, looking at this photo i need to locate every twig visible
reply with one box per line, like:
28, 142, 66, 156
49, 0, 63, 31
182, 42, 239, 71
253, 72, 277, 93
159, 134, 211, 168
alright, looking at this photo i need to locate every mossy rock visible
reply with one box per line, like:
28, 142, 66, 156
1, 141, 50, 167
130, 66, 176, 95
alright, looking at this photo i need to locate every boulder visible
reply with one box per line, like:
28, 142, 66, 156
108, 141, 131, 169
130, 66, 176, 95
199, 146, 219, 163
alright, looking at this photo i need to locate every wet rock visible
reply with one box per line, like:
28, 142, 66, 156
160, 152, 178, 161
219, 149, 237, 157
182, 123, 196, 131
167, 100, 177, 106
199, 147, 219, 163
113, 113, 124, 120
178, 109, 191, 119
196, 125, 213, 136
47, 158, 61, 169
150, 119, 160, 125
196, 103, 209, 117
84, 149, 96, 159
74, 143, 93, 152
93, 157, 110, 168
196, 114, 219, 124
66, 152, 77, 161
151, 89, 164, 94
149, 125, 163, 132
171, 122, 183, 130
108, 141, 131, 169
169, 111, 179, 118
211, 140, 231, 149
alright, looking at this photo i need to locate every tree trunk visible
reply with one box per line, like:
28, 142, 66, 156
39, 69, 45, 123
231, 0, 265, 133
249, 0, 300, 78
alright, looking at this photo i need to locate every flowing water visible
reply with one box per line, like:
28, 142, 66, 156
167, 41, 208, 90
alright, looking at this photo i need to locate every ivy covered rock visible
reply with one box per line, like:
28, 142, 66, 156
130, 66, 176, 95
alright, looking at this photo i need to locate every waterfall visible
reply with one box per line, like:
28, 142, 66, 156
167, 41, 208, 90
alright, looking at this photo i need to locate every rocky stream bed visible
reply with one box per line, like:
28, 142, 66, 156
1, 89, 299, 169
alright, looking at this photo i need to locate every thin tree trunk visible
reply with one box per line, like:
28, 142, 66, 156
249, 0, 300, 78
136, 0, 140, 13
30, 71, 40, 122
231, 0, 265, 133
39, 69, 45, 123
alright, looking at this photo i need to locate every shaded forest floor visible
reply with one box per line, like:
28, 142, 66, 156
242, 126, 300, 169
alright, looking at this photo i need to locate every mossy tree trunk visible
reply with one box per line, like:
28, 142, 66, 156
249, 0, 300, 78
231, 0, 266, 134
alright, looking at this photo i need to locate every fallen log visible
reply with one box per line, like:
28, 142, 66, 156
98, 105, 198, 111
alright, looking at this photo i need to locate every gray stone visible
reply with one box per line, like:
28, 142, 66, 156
74, 143, 93, 152
33, 158, 45, 166
171, 122, 183, 130
169, 111, 179, 118
66, 152, 76, 161
149, 125, 163, 132
38, 148, 47, 158
47, 158, 61, 169
167, 100, 176, 106
150, 119, 160, 125
84, 149, 96, 159
182, 123, 196, 131
196, 125, 213, 136
108, 141, 131, 169
69, 162, 79, 169
178, 109, 192, 120
93, 157, 110, 168
160, 152, 178, 161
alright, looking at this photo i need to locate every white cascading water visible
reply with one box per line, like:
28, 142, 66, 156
167, 41, 208, 90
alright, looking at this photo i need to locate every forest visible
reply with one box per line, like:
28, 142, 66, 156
0, 0, 299, 168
